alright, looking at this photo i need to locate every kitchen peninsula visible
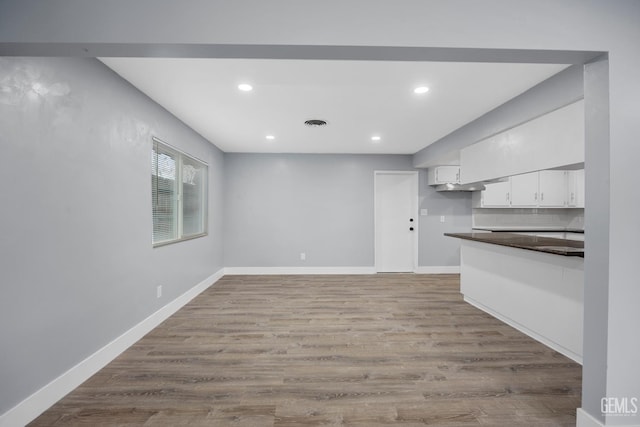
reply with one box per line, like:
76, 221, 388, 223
446, 232, 584, 364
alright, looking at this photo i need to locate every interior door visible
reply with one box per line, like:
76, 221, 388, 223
375, 171, 418, 272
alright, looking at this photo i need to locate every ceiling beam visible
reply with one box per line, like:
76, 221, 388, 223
0, 43, 603, 65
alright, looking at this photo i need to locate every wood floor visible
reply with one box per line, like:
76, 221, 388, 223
30, 274, 582, 426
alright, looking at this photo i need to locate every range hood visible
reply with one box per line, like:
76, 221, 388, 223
434, 182, 486, 192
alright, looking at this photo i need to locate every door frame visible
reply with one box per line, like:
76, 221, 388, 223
374, 170, 420, 273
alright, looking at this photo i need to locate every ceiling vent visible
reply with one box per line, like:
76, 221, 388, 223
304, 119, 328, 127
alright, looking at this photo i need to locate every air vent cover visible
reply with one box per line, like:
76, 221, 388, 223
304, 119, 328, 127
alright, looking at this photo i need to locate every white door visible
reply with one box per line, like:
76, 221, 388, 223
375, 171, 418, 272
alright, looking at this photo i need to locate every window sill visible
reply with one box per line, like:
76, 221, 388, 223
153, 232, 208, 248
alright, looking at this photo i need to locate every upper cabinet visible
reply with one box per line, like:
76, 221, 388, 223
474, 169, 584, 209
510, 172, 539, 207
510, 170, 567, 207
566, 169, 585, 208
460, 100, 585, 184
427, 166, 460, 185
479, 180, 511, 207
538, 170, 568, 207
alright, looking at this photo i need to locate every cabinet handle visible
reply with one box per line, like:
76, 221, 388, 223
456, 172, 460, 182
571, 192, 575, 201
506, 192, 510, 202
534, 192, 538, 201
541, 192, 544, 201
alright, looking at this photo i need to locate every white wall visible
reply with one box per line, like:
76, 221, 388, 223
0, 57, 225, 415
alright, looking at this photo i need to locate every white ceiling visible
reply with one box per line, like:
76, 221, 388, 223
100, 58, 569, 155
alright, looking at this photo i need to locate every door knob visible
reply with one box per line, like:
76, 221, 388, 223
409, 227, 414, 231
409, 218, 414, 222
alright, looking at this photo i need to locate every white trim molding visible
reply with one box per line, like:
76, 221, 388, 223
224, 267, 461, 275
577, 409, 604, 427
464, 295, 582, 365
0, 269, 225, 427
415, 266, 460, 274
577, 408, 640, 427
224, 266, 377, 275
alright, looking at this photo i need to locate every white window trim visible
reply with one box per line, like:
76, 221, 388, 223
152, 136, 208, 247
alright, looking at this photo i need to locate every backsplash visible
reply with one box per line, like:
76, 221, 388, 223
472, 208, 584, 230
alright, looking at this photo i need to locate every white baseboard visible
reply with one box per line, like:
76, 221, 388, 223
576, 408, 640, 427
224, 266, 460, 275
464, 295, 582, 365
577, 409, 604, 427
414, 266, 460, 274
224, 266, 377, 275
577, 408, 640, 427
0, 268, 225, 427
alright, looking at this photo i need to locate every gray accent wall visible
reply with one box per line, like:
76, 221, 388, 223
418, 190, 472, 267
0, 57, 225, 414
224, 153, 472, 268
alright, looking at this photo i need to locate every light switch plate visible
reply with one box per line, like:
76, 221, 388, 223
420, 209, 428, 216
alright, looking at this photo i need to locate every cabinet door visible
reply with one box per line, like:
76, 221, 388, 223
539, 170, 567, 207
481, 180, 511, 207
435, 166, 460, 184
567, 169, 585, 208
510, 172, 539, 207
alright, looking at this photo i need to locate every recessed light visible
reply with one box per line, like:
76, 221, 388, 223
413, 86, 430, 94
265, 135, 275, 140
371, 136, 382, 142
238, 83, 253, 92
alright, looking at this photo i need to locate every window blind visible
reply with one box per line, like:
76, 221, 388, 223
181, 155, 206, 237
152, 141, 178, 244
151, 137, 208, 246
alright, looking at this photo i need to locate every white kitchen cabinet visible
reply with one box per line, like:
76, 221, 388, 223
427, 166, 460, 185
459, 240, 584, 363
510, 170, 569, 208
476, 169, 581, 209
480, 180, 511, 207
460, 100, 585, 183
539, 170, 568, 207
566, 169, 585, 208
510, 172, 539, 207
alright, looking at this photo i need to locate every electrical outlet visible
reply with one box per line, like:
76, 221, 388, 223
440, 215, 445, 223
300, 252, 306, 261
156, 285, 162, 298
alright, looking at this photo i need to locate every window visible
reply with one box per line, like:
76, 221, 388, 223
151, 137, 207, 246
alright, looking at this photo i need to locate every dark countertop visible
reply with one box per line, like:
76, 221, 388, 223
472, 227, 584, 233
445, 232, 584, 257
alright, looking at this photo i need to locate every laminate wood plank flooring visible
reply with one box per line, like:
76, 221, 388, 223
30, 274, 582, 426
